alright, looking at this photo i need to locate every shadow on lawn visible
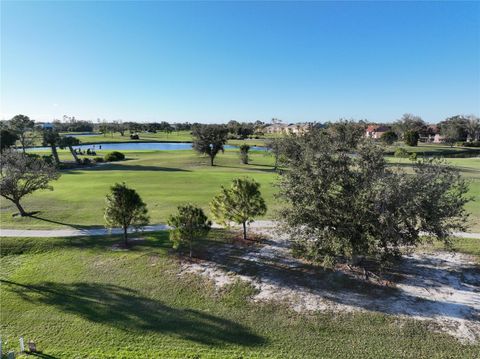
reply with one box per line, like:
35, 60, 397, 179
2, 279, 265, 347
60, 162, 191, 173
28, 215, 98, 230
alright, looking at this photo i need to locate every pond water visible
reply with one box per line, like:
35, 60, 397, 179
31, 142, 267, 152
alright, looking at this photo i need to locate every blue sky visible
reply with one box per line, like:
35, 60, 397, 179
1, 1, 479, 123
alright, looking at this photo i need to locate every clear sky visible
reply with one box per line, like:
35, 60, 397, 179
1, 1, 479, 124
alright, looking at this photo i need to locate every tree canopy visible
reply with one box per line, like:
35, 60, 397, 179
168, 204, 211, 257
9, 114, 35, 152
104, 183, 149, 247
192, 124, 229, 166
0, 149, 60, 216
276, 128, 470, 266
210, 177, 267, 240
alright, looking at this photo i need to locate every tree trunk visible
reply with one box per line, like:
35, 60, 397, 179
210, 155, 214, 166
69, 146, 81, 164
50, 145, 60, 165
189, 241, 193, 258
14, 200, 27, 217
242, 221, 247, 241
123, 226, 128, 247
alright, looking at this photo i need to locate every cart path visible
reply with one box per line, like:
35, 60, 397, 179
0, 221, 479, 238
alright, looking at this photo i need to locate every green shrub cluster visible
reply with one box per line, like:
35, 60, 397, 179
104, 151, 125, 162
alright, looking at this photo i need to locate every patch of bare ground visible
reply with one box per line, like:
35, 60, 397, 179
179, 227, 480, 343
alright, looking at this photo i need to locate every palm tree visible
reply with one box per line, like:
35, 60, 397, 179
59, 136, 81, 164
42, 129, 61, 165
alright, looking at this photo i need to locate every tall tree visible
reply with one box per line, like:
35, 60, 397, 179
168, 204, 211, 257
210, 177, 267, 240
239, 144, 250, 164
277, 128, 470, 265
9, 114, 34, 153
104, 183, 149, 247
393, 114, 426, 138
192, 124, 229, 166
59, 136, 81, 164
465, 116, 480, 142
42, 129, 61, 165
0, 129, 19, 152
0, 149, 60, 216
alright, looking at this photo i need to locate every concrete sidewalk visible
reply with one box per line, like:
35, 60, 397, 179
0, 220, 277, 238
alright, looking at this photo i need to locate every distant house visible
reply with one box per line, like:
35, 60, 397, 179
365, 125, 390, 139
265, 124, 287, 134
424, 125, 444, 143
265, 123, 309, 135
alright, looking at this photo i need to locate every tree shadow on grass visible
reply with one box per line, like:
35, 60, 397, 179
28, 215, 99, 230
198, 241, 480, 322
61, 162, 191, 173
2, 279, 265, 348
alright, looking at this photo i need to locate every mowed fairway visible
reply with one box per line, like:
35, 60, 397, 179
1, 232, 479, 358
1, 148, 479, 231
0, 149, 279, 229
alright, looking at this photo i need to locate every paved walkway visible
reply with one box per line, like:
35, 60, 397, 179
0, 220, 277, 238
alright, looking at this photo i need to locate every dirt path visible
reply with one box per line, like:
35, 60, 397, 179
179, 228, 480, 343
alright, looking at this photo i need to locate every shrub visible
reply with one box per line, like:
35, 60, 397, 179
93, 156, 104, 163
409, 152, 418, 161
82, 158, 92, 165
463, 141, 480, 147
104, 151, 125, 162
404, 130, 419, 146
394, 147, 409, 158
130, 134, 139, 140
381, 131, 398, 145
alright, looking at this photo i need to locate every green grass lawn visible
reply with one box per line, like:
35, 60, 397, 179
73, 130, 193, 144
1, 149, 479, 231
1, 232, 478, 358
0, 149, 279, 229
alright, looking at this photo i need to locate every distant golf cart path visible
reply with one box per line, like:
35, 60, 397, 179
1, 220, 479, 238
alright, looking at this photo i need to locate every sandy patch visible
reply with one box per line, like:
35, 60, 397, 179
179, 228, 480, 343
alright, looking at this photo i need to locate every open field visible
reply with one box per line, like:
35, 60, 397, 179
0, 149, 279, 229
1, 230, 479, 358
1, 149, 479, 231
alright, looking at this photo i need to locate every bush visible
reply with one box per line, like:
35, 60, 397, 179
463, 141, 480, 147
381, 131, 398, 145
104, 151, 125, 162
394, 147, 409, 158
404, 130, 419, 146
409, 152, 418, 161
130, 134, 139, 140
82, 158, 92, 165
93, 156, 104, 163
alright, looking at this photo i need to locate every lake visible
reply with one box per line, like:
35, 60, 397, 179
30, 142, 266, 151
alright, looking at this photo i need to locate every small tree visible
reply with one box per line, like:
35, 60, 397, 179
42, 128, 61, 165
9, 114, 34, 153
239, 144, 250, 164
168, 204, 211, 257
0, 129, 18, 152
210, 177, 267, 240
265, 137, 283, 171
104, 183, 149, 247
381, 131, 398, 145
404, 130, 419, 146
192, 124, 229, 166
58, 136, 81, 164
0, 150, 60, 216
